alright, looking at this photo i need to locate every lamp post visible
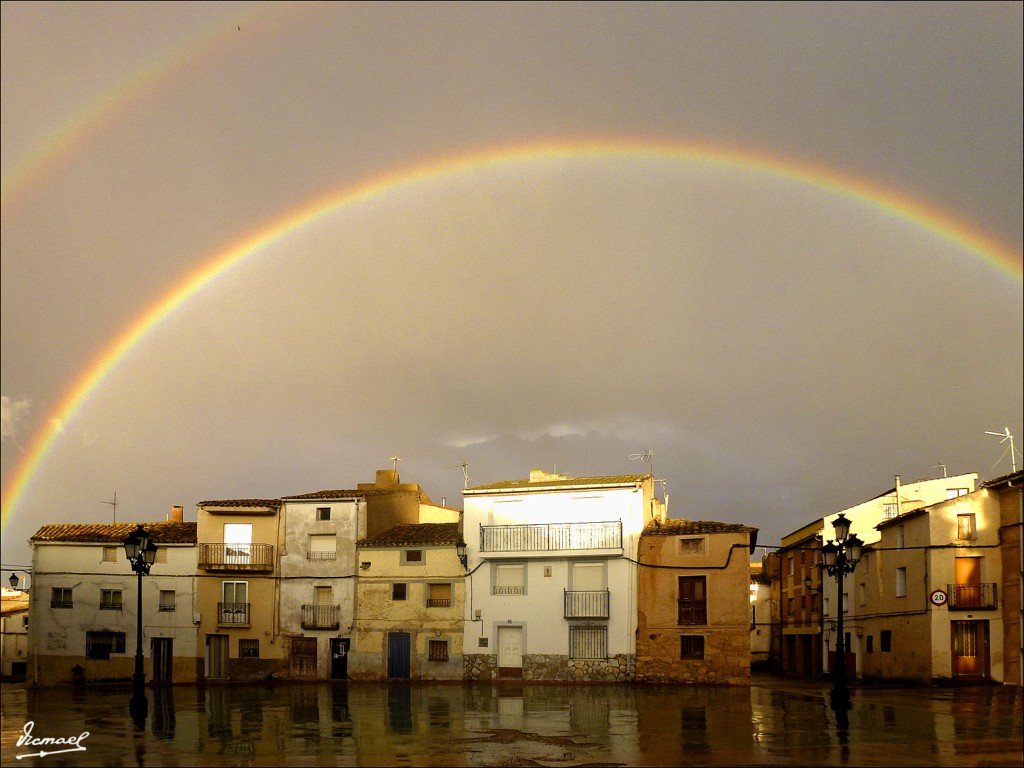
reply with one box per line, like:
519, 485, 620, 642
123, 524, 157, 723
821, 513, 863, 714
8, 572, 19, 589
455, 540, 468, 570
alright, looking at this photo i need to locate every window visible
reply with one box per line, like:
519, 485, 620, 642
100, 589, 123, 610
786, 597, 794, 616
866, 635, 874, 653
315, 586, 332, 605
569, 625, 607, 659
897, 525, 905, 549
392, 583, 407, 601
493, 563, 525, 595
102, 546, 117, 562
680, 635, 705, 660
843, 592, 849, 612
957, 514, 976, 541
428, 640, 449, 662
895, 567, 907, 598
239, 639, 260, 658
308, 534, 337, 560
316, 507, 331, 521
677, 576, 707, 625
221, 581, 249, 624
880, 630, 892, 652
159, 590, 175, 612
947, 488, 969, 499
677, 537, 706, 556
51, 587, 73, 609
403, 549, 423, 564
788, 557, 794, 576
427, 583, 452, 607
155, 548, 168, 564
86, 631, 126, 659
571, 561, 605, 590
859, 582, 867, 606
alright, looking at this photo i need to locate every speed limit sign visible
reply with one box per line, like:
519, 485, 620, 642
930, 589, 948, 607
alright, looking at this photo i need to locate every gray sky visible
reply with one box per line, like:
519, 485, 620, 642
2, 2, 1021, 570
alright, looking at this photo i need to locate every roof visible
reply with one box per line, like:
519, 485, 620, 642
465, 474, 649, 493
281, 489, 376, 500
357, 523, 462, 548
197, 499, 281, 508
982, 469, 1024, 489
30, 521, 197, 544
641, 519, 757, 537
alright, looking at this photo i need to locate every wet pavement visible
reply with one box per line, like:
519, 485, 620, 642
1, 674, 1021, 766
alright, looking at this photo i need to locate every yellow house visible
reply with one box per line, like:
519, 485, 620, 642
349, 522, 465, 680
858, 485, 1005, 683
635, 519, 757, 684
195, 499, 284, 680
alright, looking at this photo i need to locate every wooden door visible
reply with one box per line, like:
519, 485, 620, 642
290, 636, 318, 678
951, 620, 989, 679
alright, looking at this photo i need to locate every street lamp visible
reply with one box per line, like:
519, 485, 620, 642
455, 540, 468, 570
123, 524, 157, 723
8, 572, 19, 589
821, 513, 863, 714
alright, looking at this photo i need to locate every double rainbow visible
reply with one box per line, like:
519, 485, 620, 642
2, 137, 1021, 529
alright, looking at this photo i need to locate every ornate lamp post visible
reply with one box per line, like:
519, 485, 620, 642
455, 540, 468, 570
123, 524, 158, 723
821, 513, 863, 714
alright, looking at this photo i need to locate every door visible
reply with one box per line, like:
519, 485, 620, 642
954, 557, 982, 608
206, 634, 228, 679
497, 626, 523, 679
952, 620, 989, 679
152, 637, 173, 683
330, 638, 350, 680
290, 636, 318, 678
387, 632, 411, 679
223, 523, 252, 564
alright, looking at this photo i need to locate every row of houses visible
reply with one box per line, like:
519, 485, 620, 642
20, 468, 756, 686
769, 469, 1023, 686
11, 465, 1022, 688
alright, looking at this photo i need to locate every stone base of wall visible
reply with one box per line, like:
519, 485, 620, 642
635, 630, 750, 685
464, 653, 635, 682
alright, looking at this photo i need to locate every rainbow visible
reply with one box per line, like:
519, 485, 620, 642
2, 137, 1021, 529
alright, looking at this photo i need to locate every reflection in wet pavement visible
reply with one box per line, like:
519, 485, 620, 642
1, 678, 1020, 766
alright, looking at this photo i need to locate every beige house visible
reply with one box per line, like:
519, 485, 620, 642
857, 484, 1005, 683
635, 519, 757, 685
28, 519, 198, 685
1, 587, 30, 679
986, 470, 1023, 686
195, 499, 284, 680
349, 522, 465, 680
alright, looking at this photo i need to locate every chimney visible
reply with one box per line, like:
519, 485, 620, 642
376, 469, 400, 487
170, 505, 184, 522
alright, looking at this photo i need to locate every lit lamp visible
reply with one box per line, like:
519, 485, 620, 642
822, 513, 863, 715
123, 524, 158, 724
455, 540, 468, 570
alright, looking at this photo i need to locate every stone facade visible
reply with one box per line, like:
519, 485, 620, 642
635, 630, 749, 685
464, 652, 635, 682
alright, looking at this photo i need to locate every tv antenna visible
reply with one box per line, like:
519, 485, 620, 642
389, 455, 402, 473
449, 462, 470, 488
101, 492, 118, 523
933, 463, 947, 478
629, 450, 654, 478
985, 428, 1019, 473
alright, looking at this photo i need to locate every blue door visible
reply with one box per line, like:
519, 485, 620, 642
387, 632, 411, 679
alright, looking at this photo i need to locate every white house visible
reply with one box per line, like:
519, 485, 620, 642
28, 519, 198, 685
461, 470, 662, 681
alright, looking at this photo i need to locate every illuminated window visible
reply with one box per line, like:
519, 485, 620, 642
946, 488, 969, 499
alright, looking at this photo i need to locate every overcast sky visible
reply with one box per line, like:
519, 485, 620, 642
2, 2, 1021, 571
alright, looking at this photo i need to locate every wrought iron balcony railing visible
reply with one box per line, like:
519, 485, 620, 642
199, 542, 275, 571
677, 598, 708, 626
947, 583, 998, 610
217, 602, 250, 626
301, 603, 340, 630
564, 590, 610, 619
480, 521, 622, 553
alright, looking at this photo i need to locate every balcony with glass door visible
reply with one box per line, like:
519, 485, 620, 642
479, 521, 622, 557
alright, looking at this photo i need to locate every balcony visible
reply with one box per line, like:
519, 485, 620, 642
479, 521, 622, 554
199, 543, 275, 572
564, 590, 610, 619
947, 583, 998, 610
677, 598, 707, 626
217, 602, 250, 626
301, 604, 340, 630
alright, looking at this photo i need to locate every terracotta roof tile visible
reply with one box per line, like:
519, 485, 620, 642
357, 523, 462, 548
30, 521, 197, 544
197, 499, 281, 509
466, 474, 649, 492
641, 519, 756, 537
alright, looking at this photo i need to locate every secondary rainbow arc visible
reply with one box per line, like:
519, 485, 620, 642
2, 137, 1021, 528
